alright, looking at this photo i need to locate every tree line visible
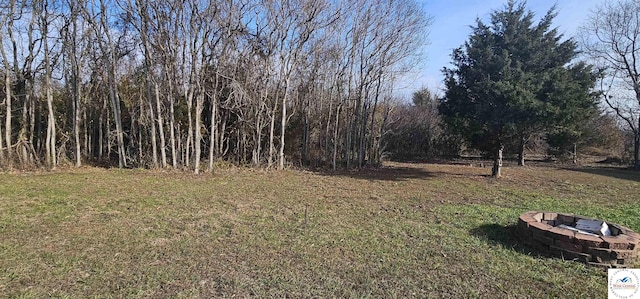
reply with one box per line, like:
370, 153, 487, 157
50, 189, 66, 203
2, 0, 638, 176
0, 0, 431, 172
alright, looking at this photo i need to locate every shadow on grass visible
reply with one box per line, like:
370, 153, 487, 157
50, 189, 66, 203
310, 165, 438, 182
309, 160, 496, 182
563, 166, 640, 183
470, 224, 520, 248
312, 166, 438, 181
470, 224, 550, 258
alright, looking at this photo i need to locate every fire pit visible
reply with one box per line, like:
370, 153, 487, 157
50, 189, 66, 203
517, 211, 640, 268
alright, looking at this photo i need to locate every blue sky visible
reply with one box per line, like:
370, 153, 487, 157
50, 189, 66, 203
397, 0, 603, 98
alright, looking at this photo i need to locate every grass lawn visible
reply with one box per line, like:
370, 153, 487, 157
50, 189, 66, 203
1, 161, 639, 298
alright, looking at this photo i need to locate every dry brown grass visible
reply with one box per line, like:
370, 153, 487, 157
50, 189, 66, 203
1, 162, 638, 298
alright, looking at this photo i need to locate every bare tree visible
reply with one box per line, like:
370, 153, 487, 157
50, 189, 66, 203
33, 0, 60, 168
152, 1, 182, 169
0, 0, 21, 168
581, 0, 640, 170
187, 0, 218, 174
261, 0, 332, 169
0, 0, 15, 165
62, 0, 87, 167
129, 0, 159, 167
84, 0, 128, 168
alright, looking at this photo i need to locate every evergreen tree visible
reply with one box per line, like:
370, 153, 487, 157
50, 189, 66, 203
440, 1, 598, 177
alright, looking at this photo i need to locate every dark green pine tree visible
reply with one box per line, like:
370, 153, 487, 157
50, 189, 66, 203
440, 1, 598, 177
543, 63, 601, 163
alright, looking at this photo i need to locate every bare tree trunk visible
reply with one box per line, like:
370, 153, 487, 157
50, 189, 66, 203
138, 93, 143, 163
154, 82, 167, 168
325, 94, 333, 164
302, 106, 309, 166
358, 100, 368, 168
176, 123, 182, 165
84, 110, 89, 157
345, 109, 352, 168
253, 114, 263, 166
368, 71, 382, 166
252, 89, 266, 166
194, 91, 203, 174
278, 76, 292, 170
29, 103, 41, 157
492, 144, 503, 177
109, 79, 126, 168
635, 126, 640, 170
146, 80, 158, 168
332, 103, 341, 171
99, 98, 105, 161
106, 107, 111, 158
45, 64, 56, 168
375, 100, 393, 166
0, 75, 6, 164
219, 113, 227, 156
3, 75, 10, 167
518, 135, 525, 167
67, 2, 82, 167
0, 63, 7, 164
73, 82, 81, 167
1, 32, 12, 167
19, 96, 29, 166
632, 115, 640, 170
208, 92, 217, 172
20, 110, 28, 164
0, 4, 8, 164
167, 86, 177, 168
186, 88, 193, 168
268, 106, 276, 167
29, 94, 35, 150
42, 3, 56, 169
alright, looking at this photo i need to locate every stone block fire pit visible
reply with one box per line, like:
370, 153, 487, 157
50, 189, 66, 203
517, 211, 640, 268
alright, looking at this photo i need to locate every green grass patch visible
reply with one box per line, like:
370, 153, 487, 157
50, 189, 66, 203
0, 163, 638, 297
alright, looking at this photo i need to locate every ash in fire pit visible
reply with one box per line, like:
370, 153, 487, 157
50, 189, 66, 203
517, 211, 640, 268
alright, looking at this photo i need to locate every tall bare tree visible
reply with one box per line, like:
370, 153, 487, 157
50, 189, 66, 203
62, 0, 87, 167
35, 0, 60, 168
0, 0, 15, 165
581, 0, 640, 170
261, 0, 331, 169
0, 0, 21, 168
130, 0, 159, 167
84, 0, 128, 168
